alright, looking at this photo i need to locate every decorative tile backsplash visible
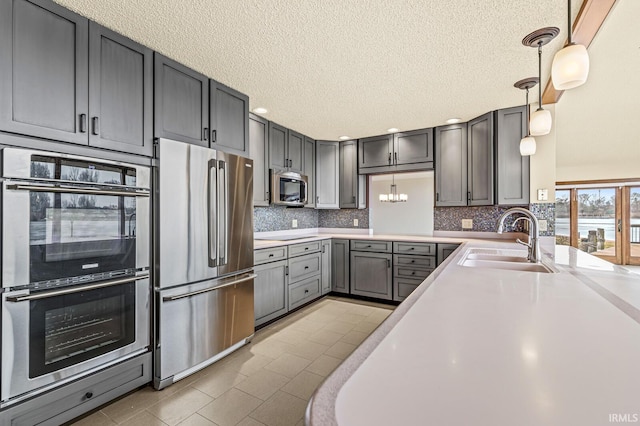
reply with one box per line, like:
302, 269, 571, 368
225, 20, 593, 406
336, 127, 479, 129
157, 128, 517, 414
529, 202, 555, 237
254, 205, 318, 232
318, 208, 369, 229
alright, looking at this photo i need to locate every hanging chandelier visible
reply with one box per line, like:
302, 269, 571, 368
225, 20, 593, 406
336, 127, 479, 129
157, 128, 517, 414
379, 174, 407, 203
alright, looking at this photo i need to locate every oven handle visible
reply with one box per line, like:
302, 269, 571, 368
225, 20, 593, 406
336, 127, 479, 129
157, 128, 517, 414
162, 273, 256, 301
5, 274, 149, 302
6, 183, 150, 197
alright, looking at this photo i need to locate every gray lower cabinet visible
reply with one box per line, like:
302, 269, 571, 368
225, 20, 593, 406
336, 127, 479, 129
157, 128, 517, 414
331, 239, 350, 294
350, 251, 393, 300
316, 141, 340, 209
254, 259, 288, 327
435, 123, 468, 207
289, 275, 321, 311
437, 243, 460, 266
304, 136, 316, 208
394, 277, 424, 301
496, 105, 529, 205
249, 113, 269, 206
467, 112, 494, 206
392, 243, 436, 302
210, 80, 249, 156
154, 53, 209, 147
321, 240, 331, 295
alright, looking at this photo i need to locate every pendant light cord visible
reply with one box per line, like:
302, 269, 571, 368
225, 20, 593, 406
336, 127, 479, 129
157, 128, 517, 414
537, 43, 543, 111
525, 88, 530, 136
567, 0, 572, 45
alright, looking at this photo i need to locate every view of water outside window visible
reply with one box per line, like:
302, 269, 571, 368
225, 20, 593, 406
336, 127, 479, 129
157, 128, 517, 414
630, 187, 640, 251
555, 189, 571, 245
576, 188, 617, 255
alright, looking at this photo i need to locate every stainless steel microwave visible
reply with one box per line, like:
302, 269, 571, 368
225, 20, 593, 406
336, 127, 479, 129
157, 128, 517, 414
271, 170, 308, 206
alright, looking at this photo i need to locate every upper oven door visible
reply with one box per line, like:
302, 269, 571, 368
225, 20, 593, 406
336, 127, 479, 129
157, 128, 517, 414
271, 171, 308, 206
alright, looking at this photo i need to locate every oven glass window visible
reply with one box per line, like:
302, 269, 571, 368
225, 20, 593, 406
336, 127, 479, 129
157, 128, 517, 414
29, 282, 135, 378
279, 178, 306, 202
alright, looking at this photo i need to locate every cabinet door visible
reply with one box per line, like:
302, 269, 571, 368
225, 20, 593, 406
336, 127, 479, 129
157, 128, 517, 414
268, 122, 288, 170
316, 141, 340, 209
304, 137, 316, 208
496, 106, 530, 205
287, 130, 304, 173
339, 140, 358, 208
154, 53, 208, 147
0, 0, 88, 145
88, 23, 152, 156
321, 241, 331, 295
435, 123, 468, 206
394, 128, 433, 167
437, 243, 460, 265
467, 112, 494, 206
249, 114, 269, 206
350, 252, 392, 300
331, 239, 350, 294
359, 135, 392, 172
254, 260, 288, 327
210, 80, 249, 156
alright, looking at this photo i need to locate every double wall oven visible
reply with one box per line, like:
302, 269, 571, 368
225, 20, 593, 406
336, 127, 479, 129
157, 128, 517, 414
1, 147, 150, 405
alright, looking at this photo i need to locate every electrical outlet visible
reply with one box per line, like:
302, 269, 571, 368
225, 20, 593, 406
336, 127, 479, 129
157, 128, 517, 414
461, 219, 473, 229
537, 189, 548, 201
538, 219, 548, 232
354, 219, 359, 226
292, 219, 298, 228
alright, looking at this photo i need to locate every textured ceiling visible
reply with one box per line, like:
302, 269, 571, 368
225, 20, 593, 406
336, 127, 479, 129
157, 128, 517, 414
54, 0, 585, 140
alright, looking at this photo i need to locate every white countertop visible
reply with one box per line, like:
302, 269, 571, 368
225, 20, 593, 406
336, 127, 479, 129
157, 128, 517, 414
306, 240, 640, 426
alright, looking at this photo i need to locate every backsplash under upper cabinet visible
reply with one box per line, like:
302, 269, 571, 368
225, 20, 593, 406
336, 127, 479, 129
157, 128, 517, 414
253, 205, 370, 232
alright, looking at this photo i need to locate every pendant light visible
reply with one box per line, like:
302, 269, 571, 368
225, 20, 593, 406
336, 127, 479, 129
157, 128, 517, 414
552, 0, 590, 90
523, 27, 558, 136
379, 174, 407, 203
514, 77, 539, 156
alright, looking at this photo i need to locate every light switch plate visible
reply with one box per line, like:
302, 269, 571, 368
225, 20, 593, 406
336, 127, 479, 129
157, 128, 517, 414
537, 189, 548, 201
461, 219, 473, 229
292, 219, 298, 228
538, 219, 548, 232
354, 219, 359, 226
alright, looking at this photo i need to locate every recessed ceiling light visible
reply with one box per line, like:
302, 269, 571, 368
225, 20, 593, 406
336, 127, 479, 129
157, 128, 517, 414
252, 107, 268, 114
339, 136, 350, 140
387, 128, 399, 133
446, 118, 461, 124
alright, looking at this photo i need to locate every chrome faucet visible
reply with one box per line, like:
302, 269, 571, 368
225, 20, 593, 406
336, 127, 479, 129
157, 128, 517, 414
496, 207, 541, 263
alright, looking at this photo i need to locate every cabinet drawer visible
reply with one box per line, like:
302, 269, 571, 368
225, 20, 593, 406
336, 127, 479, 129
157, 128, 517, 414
350, 240, 392, 253
289, 241, 321, 257
289, 276, 321, 310
288, 252, 321, 283
393, 242, 436, 255
394, 266, 432, 280
393, 254, 436, 269
254, 246, 288, 265
393, 277, 423, 302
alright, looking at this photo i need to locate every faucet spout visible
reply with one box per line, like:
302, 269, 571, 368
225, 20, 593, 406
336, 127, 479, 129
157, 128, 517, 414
495, 207, 541, 263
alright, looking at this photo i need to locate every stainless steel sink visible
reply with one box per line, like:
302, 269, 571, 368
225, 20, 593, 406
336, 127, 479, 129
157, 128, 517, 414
459, 248, 555, 273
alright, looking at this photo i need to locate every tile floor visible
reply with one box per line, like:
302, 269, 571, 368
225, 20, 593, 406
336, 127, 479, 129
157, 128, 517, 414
70, 296, 393, 426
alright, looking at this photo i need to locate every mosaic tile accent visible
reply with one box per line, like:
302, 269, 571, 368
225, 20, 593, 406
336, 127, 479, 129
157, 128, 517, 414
254, 205, 318, 232
318, 208, 370, 229
529, 202, 555, 237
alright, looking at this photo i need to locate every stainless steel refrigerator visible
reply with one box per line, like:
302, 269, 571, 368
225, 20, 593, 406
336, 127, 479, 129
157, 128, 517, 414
153, 138, 255, 390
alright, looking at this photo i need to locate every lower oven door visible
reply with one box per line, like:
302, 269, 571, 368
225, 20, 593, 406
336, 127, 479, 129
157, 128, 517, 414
1, 275, 150, 402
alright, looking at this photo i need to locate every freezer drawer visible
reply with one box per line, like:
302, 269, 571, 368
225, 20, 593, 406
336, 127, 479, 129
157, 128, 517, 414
155, 273, 255, 389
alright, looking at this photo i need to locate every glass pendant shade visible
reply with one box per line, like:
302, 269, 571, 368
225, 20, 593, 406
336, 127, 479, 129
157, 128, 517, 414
529, 109, 552, 136
552, 43, 589, 90
520, 136, 537, 156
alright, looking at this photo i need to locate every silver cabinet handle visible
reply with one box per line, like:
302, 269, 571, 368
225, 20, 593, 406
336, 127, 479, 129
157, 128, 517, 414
92, 117, 100, 135
162, 274, 257, 301
204, 127, 209, 141
79, 113, 87, 133
6, 183, 150, 197
6, 274, 148, 302
208, 159, 218, 267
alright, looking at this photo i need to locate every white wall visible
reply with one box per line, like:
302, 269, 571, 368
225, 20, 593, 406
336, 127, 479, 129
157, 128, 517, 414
369, 172, 434, 235
530, 104, 557, 203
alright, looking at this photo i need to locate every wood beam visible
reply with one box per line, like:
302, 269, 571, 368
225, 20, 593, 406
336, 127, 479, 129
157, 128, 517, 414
542, 0, 617, 105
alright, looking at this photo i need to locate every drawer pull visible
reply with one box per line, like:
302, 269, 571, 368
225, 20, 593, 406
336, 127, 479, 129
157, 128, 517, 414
269, 253, 274, 257
411, 260, 415, 263
411, 271, 416, 275
304, 266, 309, 270
409, 247, 414, 250
367, 245, 372, 248
85, 392, 93, 399
305, 247, 309, 250
304, 289, 309, 294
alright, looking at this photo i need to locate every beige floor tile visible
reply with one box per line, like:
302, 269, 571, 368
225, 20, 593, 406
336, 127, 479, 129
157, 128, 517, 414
302, 311, 336, 324
295, 419, 305, 426
280, 370, 325, 401
192, 368, 247, 398
320, 320, 355, 335
147, 387, 213, 426
177, 413, 219, 426
339, 330, 369, 345
288, 319, 324, 333
198, 389, 263, 426
270, 328, 308, 346
120, 410, 168, 426
234, 369, 290, 400
264, 353, 312, 378
71, 410, 117, 426
101, 386, 168, 424
305, 329, 344, 346
336, 312, 368, 324
323, 341, 357, 360
236, 417, 266, 426
352, 320, 380, 333
224, 352, 276, 376
283, 339, 329, 361
249, 391, 307, 426
305, 355, 342, 377
249, 338, 297, 359
365, 308, 392, 323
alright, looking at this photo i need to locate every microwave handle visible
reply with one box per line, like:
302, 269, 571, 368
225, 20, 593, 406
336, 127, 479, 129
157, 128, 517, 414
218, 160, 228, 266
208, 159, 217, 267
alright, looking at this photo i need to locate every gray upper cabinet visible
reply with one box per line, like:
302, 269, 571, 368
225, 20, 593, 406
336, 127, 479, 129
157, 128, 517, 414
0, 0, 89, 145
304, 137, 316, 208
268, 122, 288, 170
210, 81, 249, 156
339, 140, 359, 208
359, 135, 393, 172
287, 130, 304, 173
249, 113, 269, 206
435, 123, 468, 207
467, 112, 494, 206
331, 239, 350, 294
154, 53, 209, 147
394, 128, 434, 168
496, 106, 530, 205
316, 141, 340, 209
88, 23, 153, 156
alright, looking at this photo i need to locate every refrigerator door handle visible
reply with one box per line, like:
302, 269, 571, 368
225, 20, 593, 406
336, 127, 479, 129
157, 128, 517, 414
162, 273, 257, 301
218, 160, 228, 266
208, 159, 218, 267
